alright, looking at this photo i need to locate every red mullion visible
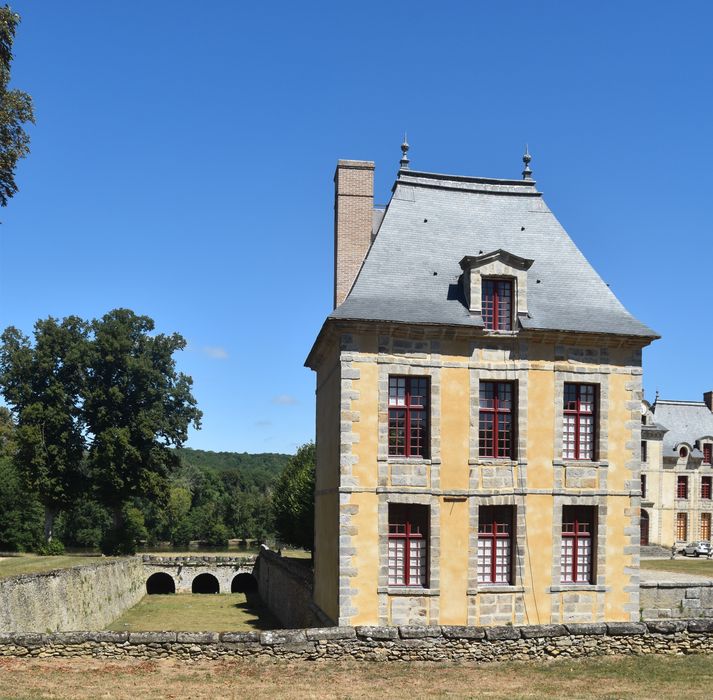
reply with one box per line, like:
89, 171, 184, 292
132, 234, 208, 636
404, 382, 412, 458
493, 284, 499, 331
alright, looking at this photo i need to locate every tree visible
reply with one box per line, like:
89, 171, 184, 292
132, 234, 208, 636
0, 6, 34, 207
272, 442, 315, 551
84, 309, 202, 554
0, 407, 43, 550
0, 317, 88, 542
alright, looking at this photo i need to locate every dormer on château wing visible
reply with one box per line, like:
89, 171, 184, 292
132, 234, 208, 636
459, 249, 534, 332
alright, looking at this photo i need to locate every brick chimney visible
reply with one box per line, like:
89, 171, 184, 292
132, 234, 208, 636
333, 160, 375, 308
705, 391, 713, 412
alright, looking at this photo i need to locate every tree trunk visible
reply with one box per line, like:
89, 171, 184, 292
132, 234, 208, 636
43, 506, 56, 543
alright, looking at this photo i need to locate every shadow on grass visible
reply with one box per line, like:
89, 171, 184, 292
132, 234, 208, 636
232, 592, 281, 630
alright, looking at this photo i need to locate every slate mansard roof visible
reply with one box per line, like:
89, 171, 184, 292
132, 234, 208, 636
330, 169, 658, 339
651, 400, 713, 458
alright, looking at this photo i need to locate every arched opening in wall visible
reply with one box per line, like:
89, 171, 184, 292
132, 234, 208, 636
641, 510, 650, 546
146, 572, 176, 595
231, 573, 258, 594
192, 573, 220, 594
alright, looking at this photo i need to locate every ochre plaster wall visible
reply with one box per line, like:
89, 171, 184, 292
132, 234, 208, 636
313, 331, 644, 626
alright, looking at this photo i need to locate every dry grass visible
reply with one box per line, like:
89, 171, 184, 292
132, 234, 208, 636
0, 555, 112, 579
641, 557, 713, 577
0, 654, 712, 699
107, 593, 278, 632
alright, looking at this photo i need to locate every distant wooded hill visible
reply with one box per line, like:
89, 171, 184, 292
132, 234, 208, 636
175, 448, 290, 477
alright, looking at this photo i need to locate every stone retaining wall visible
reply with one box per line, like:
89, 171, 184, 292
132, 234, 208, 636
0, 559, 145, 634
640, 580, 713, 619
0, 620, 711, 661
254, 550, 328, 628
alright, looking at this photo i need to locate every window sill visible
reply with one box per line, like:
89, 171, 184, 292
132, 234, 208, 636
554, 460, 609, 469
469, 458, 521, 467
378, 587, 439, 596
549, 584, 607, 593
467, 585, 524, 595
384, 457, 432, 465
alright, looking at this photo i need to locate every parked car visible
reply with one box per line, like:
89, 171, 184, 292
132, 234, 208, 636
682, 541, 712, 557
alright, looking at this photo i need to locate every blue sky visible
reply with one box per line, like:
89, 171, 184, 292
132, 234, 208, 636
1, 2, 711, 454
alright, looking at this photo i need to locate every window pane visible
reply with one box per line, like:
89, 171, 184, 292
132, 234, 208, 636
479, 412, 494, 457
563, 415, 576, 459
388, 539, 405, 586
388, 409, 406, 456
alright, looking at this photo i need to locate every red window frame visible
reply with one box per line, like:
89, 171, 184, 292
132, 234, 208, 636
701, 513, 712, 541
677, 475, 688, 499
702, 476, 712, 500
563, 383, 597, 461
482, 278, 513, 331
560, 506, 595, 584
388, 376, 429, 458
641, 474, 647, 499
477, 506, 514, 585
676, 512, 688, 541
387, 504, 428, 587
641, 441, 647, 463
479, 381, 515, 459
704, 444, 712, 465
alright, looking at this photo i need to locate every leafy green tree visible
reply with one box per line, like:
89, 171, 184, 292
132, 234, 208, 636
84, 309, 202, 554
0, 407, 43, 551
0, 6, 34, 207
0, 317, 88, 542
272, 442, 315, 551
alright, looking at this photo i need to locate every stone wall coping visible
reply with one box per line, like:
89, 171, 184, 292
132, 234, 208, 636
0, 557, 135, 585
141, 555, 257, 566
640, 580, 713, 589
3, 620, 713, 650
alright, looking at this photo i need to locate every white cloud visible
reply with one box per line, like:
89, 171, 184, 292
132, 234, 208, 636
272, 394, 299, 406
202, 346, 229, 360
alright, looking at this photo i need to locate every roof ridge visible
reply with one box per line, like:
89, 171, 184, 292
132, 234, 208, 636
656, 400, 708, 406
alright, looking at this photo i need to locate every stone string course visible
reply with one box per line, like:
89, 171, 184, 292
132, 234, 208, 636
1, 620, 712, 662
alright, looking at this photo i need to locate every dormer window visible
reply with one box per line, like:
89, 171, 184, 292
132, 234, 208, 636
704, 443, 712, 465
460, 249, 534, 333
482, 279, 513, 331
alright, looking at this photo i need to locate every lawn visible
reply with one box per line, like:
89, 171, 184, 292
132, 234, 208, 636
0, 555, 112, 579
108, 593, 279, 632
0, 654, 712, 699
641, 557, 713, 577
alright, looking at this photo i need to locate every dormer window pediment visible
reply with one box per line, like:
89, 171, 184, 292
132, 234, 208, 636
459, 249, 534, 330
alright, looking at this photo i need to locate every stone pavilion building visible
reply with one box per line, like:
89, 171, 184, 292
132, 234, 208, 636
306, 144, 659, 627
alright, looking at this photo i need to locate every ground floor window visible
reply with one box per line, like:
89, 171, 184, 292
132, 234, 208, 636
676, 512, 688, 541
701, 512, 711, 541
388, 504, 428, 587
560, 506, 595, 584
477, 505, 514, 584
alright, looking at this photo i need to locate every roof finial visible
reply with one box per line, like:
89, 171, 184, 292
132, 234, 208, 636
522, 144, 533, 180
400, 133, 410, 169
655, 389, 660, 403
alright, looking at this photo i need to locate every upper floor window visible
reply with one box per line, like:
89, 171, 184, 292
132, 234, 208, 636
387, 504, 428, 587
482, 279, 512, 331
479, 381, 514, 459
388, 376, 429, 458
677, 474, 688, 500
561, 506, 595, 584
563, 383, 596, 460
641, 440, 648, 464
702, 476, 712, 500
477, 506, 514, 585
641, 474, 647, 499
704, 443, 712, 465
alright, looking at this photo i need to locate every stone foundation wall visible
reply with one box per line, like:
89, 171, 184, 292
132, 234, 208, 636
255, 550, 328, 628
640, 581, 713, 619
0, 620, 711, 661
0, 559, 145, 634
